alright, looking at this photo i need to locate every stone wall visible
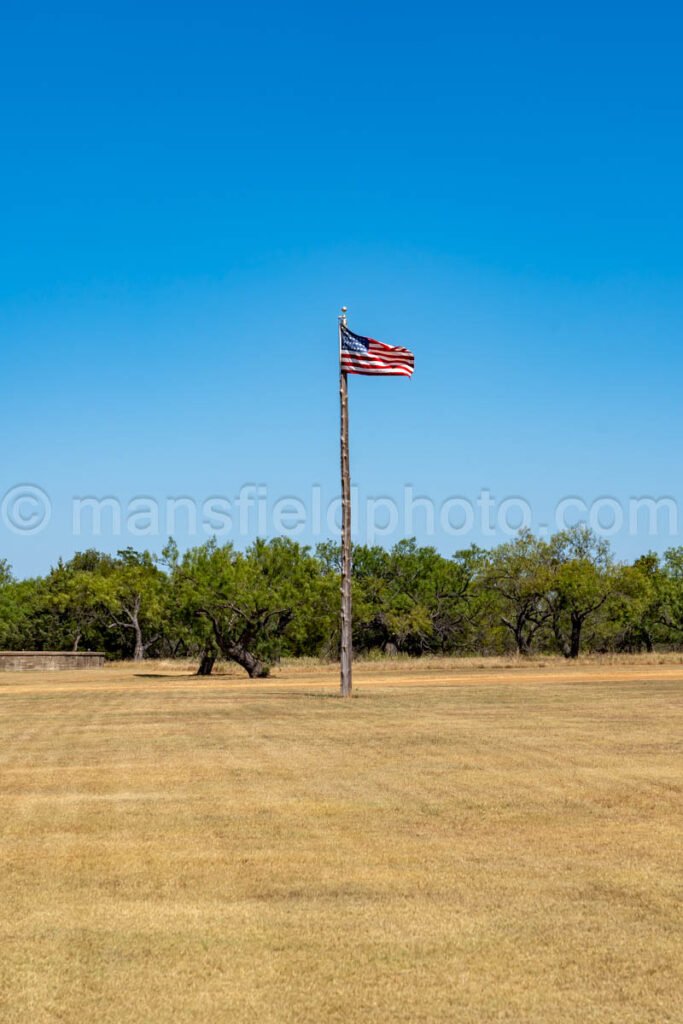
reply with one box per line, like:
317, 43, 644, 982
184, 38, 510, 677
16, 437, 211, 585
0, 652, 106, 671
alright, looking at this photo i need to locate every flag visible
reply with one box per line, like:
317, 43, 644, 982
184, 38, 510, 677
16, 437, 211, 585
340, 324, 414, 377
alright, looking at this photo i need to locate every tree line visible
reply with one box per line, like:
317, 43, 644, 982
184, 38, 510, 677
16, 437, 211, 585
1, 526, 683, 676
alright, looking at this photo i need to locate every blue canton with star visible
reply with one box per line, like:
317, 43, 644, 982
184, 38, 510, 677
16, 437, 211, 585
341, 328, 369, 353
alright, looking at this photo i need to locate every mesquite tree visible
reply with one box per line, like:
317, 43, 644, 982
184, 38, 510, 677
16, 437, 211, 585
167, 537, 321, 677
482, 531, 553, 655
350, 539, 476, 655
99, 549, 169, 661
43, 551, 115, 652
546, 526, 616, 658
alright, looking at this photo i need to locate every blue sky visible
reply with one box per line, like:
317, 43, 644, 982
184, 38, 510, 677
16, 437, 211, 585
1, 0, 682, 576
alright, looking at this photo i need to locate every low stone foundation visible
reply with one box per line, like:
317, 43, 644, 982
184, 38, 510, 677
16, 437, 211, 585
0, 652, 106, 671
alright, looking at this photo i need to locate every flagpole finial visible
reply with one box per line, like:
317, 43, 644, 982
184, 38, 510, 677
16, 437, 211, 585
339, 306, 348, 327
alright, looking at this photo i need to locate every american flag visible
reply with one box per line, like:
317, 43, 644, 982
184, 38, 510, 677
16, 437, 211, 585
340, 324, 414, 377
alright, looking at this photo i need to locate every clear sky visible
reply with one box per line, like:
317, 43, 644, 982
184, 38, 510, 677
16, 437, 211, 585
2, 0, 682, 576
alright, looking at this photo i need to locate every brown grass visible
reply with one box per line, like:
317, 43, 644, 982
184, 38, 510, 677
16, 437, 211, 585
1, 659, 682, 1023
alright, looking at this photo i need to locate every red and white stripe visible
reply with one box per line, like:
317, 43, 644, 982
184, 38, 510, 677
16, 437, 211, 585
341, 338, 414, 377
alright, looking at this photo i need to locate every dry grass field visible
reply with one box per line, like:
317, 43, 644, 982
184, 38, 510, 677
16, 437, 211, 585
1, 657, 682, 1023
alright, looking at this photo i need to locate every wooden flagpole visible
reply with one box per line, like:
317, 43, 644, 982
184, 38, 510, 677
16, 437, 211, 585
339, 306, 352, 697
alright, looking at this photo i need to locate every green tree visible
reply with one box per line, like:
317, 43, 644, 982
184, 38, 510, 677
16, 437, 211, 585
316, 541, 495, 658
482, 531, 552, 655
169, 537, 321, 677
99, 549, 169, 661
0, 559, 12, 588
0, 575, 48, 651
41, 551, 116, 652
604, 553, 663, 652
0, 563, 23, 648
547, 526, 616, 658
351, 539, 475, 655
657, 547, 683, 643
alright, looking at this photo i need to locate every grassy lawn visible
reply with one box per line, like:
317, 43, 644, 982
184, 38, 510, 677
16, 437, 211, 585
0, 659, 682, 1023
